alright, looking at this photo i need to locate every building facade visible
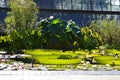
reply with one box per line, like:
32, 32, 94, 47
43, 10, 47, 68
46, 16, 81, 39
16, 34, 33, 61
0, 0, 120, 26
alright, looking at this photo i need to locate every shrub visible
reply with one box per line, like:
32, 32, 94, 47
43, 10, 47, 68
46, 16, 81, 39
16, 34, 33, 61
2, 0, 40, 53
79, 27, 102, 51
0, 35, 12, 52
90, 19, 120, 49
10, 29, 42, 50
5, 0, 39, 33
36, 18, 81, 51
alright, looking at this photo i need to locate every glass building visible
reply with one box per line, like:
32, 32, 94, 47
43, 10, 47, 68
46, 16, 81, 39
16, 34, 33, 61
0, 0, 120, 26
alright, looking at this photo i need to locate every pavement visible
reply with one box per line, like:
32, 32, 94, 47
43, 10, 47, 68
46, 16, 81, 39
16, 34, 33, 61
0, 71, 120, 80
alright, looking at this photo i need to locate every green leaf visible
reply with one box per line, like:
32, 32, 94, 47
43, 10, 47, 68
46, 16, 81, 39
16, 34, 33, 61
51, 19, 60, 24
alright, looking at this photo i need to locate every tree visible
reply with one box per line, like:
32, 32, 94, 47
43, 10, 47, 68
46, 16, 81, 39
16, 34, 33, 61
5, 0, 39, 33
90, 19, 120, 49
3, 0, 39, 52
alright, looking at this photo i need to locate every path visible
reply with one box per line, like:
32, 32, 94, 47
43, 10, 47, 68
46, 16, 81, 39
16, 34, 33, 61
0, 71, 120, 80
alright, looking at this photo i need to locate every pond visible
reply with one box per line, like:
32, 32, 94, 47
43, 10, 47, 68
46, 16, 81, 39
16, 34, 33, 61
0, 59, 120, 71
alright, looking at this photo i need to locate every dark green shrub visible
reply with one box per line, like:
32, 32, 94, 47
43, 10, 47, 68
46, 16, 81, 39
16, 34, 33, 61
36, 18, 81, 51
57, 55, 73, 59
10, 29, 42, 50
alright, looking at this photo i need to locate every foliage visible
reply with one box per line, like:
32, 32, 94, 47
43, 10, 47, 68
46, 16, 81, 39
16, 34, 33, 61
35, 58, 81, 65
57, 55, 73, 59
90, 19, 120, 49
2, 0, 39, 53
94, 56, 120, 66
0, 35, 12, 51
24, 49, 82, 65
79, 27, 102, 51
5, 0, 39, 33
0, 22, 6, 36
105, 49, 120, 55
24, 49, 77, 56
36, 18, 81, 50
0, 29, 41, 53
9, 29, 41, 51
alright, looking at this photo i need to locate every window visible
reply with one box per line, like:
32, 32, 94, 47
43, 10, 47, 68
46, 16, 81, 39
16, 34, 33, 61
52, 0, 62, 9
101, 0, 111, 11
72, 0, 82, 10
0, 0, 6, 7
111, 0, 120, 11
92, 0, 102, 11
81, 0, 91, 10
62, 0, 72, 10
34, 0, 41, 8
41, 0, 52, 9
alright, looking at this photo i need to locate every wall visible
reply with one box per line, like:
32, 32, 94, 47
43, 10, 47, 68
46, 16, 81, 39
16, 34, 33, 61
0, 0, 120, 26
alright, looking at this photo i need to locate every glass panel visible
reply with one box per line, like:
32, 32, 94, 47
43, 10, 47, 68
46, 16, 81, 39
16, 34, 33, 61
0, 0, 6, 7
81, 0, 91, 10
92, 0, 102, 11
34, 0, 42, 8
72, 0, 82, 10
62, 0, 71, 9
0, 10, 7, 22
41, 0, 52, 9
101, 0, 111, 11
52, 0, 62, 9
62, 0, 72, 10
112, 5, 120, 11
111, 0, 120, 11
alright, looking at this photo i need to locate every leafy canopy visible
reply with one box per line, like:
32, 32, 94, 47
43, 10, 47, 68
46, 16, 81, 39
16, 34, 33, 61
5, 0, 39, 33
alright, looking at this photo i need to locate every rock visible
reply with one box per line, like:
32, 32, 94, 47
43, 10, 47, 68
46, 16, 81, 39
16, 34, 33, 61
105, 64, 110, 67
92, 65, 97, 68
80, 61, 85, 64
0, 63, 7, 70
86, 61, 90, 64
10, 55, 18, 59
0, 51, 7, 54
77, 66, 82, 69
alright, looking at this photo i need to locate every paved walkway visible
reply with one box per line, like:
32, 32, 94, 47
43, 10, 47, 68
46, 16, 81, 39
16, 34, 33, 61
0, 71, 120, 80
1, 75, 120, 80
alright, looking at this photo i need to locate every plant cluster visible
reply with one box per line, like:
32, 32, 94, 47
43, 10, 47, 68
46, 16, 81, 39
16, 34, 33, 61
36, 18, 81, 50
0, 0, 102, 53
80, 27, 102, 51
0, 18, 102, 53
90, 19, 120, 49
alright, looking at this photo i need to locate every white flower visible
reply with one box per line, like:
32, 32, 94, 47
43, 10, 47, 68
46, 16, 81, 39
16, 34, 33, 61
49, 16, 54, 19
